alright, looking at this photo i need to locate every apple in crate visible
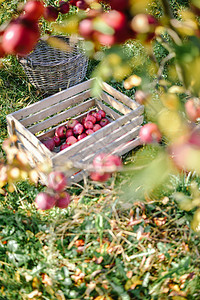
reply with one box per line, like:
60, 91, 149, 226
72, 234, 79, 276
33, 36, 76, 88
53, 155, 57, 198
98, 109, 106, 118
35, 192, 56, 210
78, 133, 87, 141
55, 191, 71, 208
66, 128, 73, 138
55, 125, 67, 139
53, 136, 61, 147
41, 137, 55, 151
67, 119, 79, 129
66, 136, 77, 146
84, 120, 93, 129
73, 123, 84, 135
92, 112, 102, 122
47, 171, 67, 192
93, 124, 102, 132
100, 118, 110, 127
85, 129, 94, 135
60, 143, 70, 151
85, 114, 96, 124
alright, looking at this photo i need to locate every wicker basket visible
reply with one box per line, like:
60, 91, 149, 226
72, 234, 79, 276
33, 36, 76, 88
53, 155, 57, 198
19, 36, 89, 93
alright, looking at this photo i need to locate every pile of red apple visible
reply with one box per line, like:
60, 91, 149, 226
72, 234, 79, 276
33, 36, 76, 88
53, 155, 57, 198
41, 109, 110, 152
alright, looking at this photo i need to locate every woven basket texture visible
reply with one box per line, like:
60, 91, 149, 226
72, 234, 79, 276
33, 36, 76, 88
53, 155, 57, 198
19, 36, 89, 93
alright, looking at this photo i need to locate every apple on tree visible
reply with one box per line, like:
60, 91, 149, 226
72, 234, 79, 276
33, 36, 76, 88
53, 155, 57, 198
90, 153, 122, 182
47, 171, 67, 192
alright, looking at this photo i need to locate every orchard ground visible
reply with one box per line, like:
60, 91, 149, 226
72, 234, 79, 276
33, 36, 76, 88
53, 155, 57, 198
0, 1, 200, 300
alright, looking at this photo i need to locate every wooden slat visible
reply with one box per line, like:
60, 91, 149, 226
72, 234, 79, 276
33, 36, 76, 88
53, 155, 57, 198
52, 105, 144, 164
28, 98, 96, 134
67, 116, 143, 163
111, 136, 141, 156
59, 137, 141, 185
6, 115, 53, 158
11, 79, 94, 120
79, 126, 140, 165
102, 81, 139, 110
95, 100, 121, 119
21, 90, 91, 127
100, 92, 132, 115
16, 132, 50, 163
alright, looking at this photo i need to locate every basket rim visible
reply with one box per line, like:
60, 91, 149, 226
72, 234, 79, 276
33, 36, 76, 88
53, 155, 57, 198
19, 35, 88, 68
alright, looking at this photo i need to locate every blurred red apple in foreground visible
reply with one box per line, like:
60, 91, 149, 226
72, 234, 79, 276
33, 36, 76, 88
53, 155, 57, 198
185, 98, 200, 122
47, 171, 67, 192
2, 19, 40, 56
55, 191, 71, 208
24, 0, 45, 21
139, 123, 162, 144
168, 128, 200, 174
90, 153, 122, 182
35, 192, 56, 210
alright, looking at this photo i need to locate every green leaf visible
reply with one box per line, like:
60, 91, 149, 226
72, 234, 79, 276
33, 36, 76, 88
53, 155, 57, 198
93, 19, 114, 35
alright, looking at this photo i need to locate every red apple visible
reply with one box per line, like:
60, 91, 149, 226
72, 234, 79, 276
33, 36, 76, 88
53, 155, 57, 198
67, 119, 79, 129
53, 136, 61, 147
0, 43, 5, 58
73, 123, 84, 135
93, 112, 102, 122
60, 143, 70, 151
90, 153, 122, 182
168, 130, 200, 173
185, 98, 200, 122
86, 114, 96, 124
35, 192, 56, 210
66, 128, 73, 138
47, 171, 67, 192
81, 116, 86, 125
24, 0, 45, 21
93, 124, 102, 132
76, 0, 88, 10
69, 0, 77, 5
55, 125, 67, 139
188, 128, 200, 148
85, 129, 94, 135
66, 136, 77, 145
43, 5, 59, 21
79, 19, 94, 39
84, 120, 93, 129
2, 20, 39, 56
99, 118, 110, 127
77, 133, 87, 140
98, 109, 106, 118
139, 123, 162, 144
41, 137, 55, 151
110, 0, 129, 11
55, 191, 71, 208
59, 1, 70, 14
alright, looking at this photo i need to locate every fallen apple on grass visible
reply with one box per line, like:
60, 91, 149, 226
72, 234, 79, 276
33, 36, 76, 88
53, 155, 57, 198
35, 192, 56, 210
55, 191, 71, 208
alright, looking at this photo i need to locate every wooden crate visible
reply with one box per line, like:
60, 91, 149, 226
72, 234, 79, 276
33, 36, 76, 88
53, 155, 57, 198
6, 79, 144, 185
